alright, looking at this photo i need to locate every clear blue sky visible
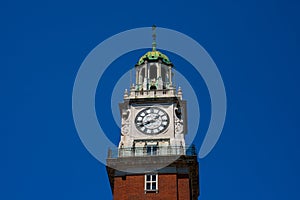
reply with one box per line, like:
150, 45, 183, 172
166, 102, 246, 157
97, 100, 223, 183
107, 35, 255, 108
1, 0, 300, 199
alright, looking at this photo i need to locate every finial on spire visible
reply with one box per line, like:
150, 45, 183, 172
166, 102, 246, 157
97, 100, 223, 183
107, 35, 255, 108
152, 24, 157, 51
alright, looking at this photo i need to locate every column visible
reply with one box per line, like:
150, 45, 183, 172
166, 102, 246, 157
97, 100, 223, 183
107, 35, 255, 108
147, 63, 150, 90
136, 68, 139, 85
168, 66, 172, 86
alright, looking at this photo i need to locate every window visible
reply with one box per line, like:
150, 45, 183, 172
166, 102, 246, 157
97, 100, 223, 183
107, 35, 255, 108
146, 145, 158, 156
161, 67, 167, 83
145, 174, 158, 192
149, 65, 157, 79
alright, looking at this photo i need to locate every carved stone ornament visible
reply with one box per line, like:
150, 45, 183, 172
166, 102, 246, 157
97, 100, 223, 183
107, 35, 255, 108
121, 123, 130, 135
174, 106, 184, 134
121, 109, 131, 135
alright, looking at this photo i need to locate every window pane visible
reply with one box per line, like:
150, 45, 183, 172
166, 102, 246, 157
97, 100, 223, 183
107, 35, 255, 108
152, 183, 156, 190
152, 175, 156, 181
146, 183, 151, 190
147, 147, 152, 155
153, 146, 157, 155
146, 175, 151, 181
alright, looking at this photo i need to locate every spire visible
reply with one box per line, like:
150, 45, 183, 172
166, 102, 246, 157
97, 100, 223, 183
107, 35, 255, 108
152, 24, 157, 51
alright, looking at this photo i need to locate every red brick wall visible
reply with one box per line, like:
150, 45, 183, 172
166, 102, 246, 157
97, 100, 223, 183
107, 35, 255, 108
113, 174, 190, 200
178, 174, 190, 200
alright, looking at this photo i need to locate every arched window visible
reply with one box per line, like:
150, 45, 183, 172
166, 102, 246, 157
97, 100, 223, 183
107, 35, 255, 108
161, 67, 167, 83
149, 65, 157, 79
140, 68, 145, 83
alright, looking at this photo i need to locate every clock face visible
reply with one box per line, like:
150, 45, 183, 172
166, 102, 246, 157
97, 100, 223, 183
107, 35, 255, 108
135, 107, 169, 135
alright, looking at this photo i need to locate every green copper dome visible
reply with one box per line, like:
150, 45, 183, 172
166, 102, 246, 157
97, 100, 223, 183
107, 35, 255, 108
136, 50, 173, 66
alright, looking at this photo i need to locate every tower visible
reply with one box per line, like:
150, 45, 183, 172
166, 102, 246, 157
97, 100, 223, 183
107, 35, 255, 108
106, 26, 199, 200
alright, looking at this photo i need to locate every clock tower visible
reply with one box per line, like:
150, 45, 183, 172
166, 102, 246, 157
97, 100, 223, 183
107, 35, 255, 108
106, 26, 199, 200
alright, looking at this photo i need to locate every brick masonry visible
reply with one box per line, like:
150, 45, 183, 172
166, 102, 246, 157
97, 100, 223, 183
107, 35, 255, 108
113, 174, 190, 200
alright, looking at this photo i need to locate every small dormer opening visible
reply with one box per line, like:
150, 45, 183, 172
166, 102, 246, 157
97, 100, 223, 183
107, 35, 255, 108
150, 85, 157, 90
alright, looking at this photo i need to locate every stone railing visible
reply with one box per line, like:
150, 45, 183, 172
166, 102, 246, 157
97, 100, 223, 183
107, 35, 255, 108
125, 88, 178, 99
107, 145, 196, 159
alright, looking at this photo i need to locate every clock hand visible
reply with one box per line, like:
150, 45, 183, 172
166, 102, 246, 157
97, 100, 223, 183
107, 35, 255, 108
144, 120, 151, 125
153, 115, 160, 120
150, 115, 160, 122
143, 115, 159, 125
